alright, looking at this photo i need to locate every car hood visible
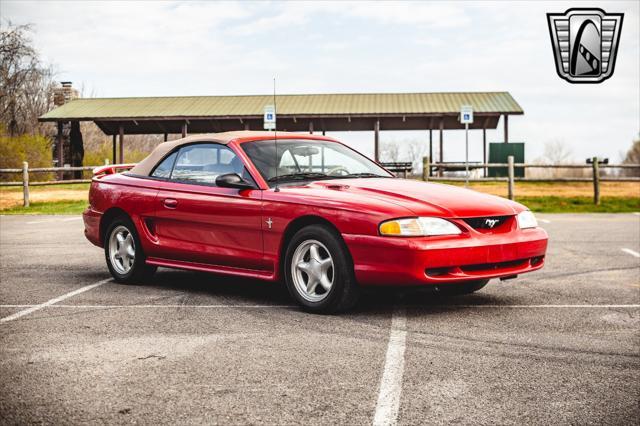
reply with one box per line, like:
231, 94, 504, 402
284, 178, 522, 218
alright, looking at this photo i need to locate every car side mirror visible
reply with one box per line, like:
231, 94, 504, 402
215, 173, 254, 190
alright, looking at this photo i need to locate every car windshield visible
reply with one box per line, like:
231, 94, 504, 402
241, 139, 392, 186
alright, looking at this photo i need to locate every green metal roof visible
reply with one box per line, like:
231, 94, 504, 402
40, 92, 523, 121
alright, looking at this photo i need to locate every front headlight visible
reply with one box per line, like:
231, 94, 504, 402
379, 217, 462, 237
517, 210, 538, 229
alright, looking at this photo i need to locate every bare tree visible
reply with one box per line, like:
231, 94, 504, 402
407, 139, 427, 174
533, 140, 587, 178
541, 140, 573, 164
0, 22, 55, 136
621, 136, 640, 177
380, 140, 400, 163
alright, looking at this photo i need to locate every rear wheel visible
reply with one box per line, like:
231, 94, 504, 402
436, 279, 489, 296
284, 224, 359, 314
104, 216, 156, 283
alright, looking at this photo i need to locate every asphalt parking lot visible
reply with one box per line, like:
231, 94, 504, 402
1, 213, 638, 425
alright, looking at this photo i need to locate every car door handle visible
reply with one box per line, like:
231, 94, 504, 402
163, 198, 178, 209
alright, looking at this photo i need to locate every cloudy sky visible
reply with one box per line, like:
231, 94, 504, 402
2, 0, 639, 162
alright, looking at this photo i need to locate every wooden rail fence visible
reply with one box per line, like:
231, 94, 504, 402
1, 157, 639, 207
421, 156, 640, 205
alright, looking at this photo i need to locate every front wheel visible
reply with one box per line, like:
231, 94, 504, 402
284, 224, 359, 314
104, 216, 156, 284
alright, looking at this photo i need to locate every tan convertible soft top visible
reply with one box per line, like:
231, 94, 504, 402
128, 131, 299, 176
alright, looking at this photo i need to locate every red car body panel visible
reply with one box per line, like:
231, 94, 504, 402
83, 133, 548, 286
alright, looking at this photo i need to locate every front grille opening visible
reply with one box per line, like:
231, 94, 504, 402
426, 257, 541, 279
461, 259, 527, 272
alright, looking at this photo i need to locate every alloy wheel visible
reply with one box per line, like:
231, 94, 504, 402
108, 225, 136, 274
291, 239, 335, 302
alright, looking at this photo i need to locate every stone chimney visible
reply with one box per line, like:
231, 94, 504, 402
53, 81, 79, 106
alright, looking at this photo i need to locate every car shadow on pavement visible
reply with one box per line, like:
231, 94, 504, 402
142, 269, 292, 305
130, 268, 511, 314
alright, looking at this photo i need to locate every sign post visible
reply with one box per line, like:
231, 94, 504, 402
460, 105, 473, 187
263, 105, 276, 130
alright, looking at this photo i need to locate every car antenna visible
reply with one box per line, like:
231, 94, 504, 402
273, 77, 280, 192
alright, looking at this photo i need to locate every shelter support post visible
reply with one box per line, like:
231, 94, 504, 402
112, 135, 116, 164
309, 122, 314, 134
483, 128, 487, 177
118, 125, 124, 164
374, 120, 380, 162
438, 119, 444, 177
56, 122, 64, 180
163, 133, 168, 142
69, 121, 84, 179
504, 114, 509, 143
182, 123, 187, 138
428, 129, 433, 177
244, 123, 250, 131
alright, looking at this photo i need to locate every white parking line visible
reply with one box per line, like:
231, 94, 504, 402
538, 219, 551, 224
61, 217, 82, 222
435, 304, 640, 308
0, 304, 295, 309
1, 304, 638, 309
0, 278, 111, 323
26, 216, 81, 225
373, 307, 407, 426
621, 248, 640, 258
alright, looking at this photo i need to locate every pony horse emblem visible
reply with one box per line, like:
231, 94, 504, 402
547, 8, 623, 83
484, 218, 499, 229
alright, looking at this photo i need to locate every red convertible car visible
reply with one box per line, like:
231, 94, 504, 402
83, 131, 547, 313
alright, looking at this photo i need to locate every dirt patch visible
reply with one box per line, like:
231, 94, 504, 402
0, 188, 88, 209
462, 181, 639, 198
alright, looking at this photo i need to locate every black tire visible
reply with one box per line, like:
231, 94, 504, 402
104, 216, 156, 284
284, 224, 359, 314
436, 279, 489, 296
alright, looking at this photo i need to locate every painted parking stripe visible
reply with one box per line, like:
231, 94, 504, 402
26, 216, 81, 225
425, 304, 640, 308
373, 307, 407, 426
0, 304, 638, 309
0, 278, 111, 323
538, 219, 551, 224
0, 304, 295, 309
621, 248, 640, 258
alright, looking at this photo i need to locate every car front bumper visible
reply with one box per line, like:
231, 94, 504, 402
343, 227, 548, 286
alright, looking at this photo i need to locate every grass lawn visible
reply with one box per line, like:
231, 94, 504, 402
516, 196, 640, 213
